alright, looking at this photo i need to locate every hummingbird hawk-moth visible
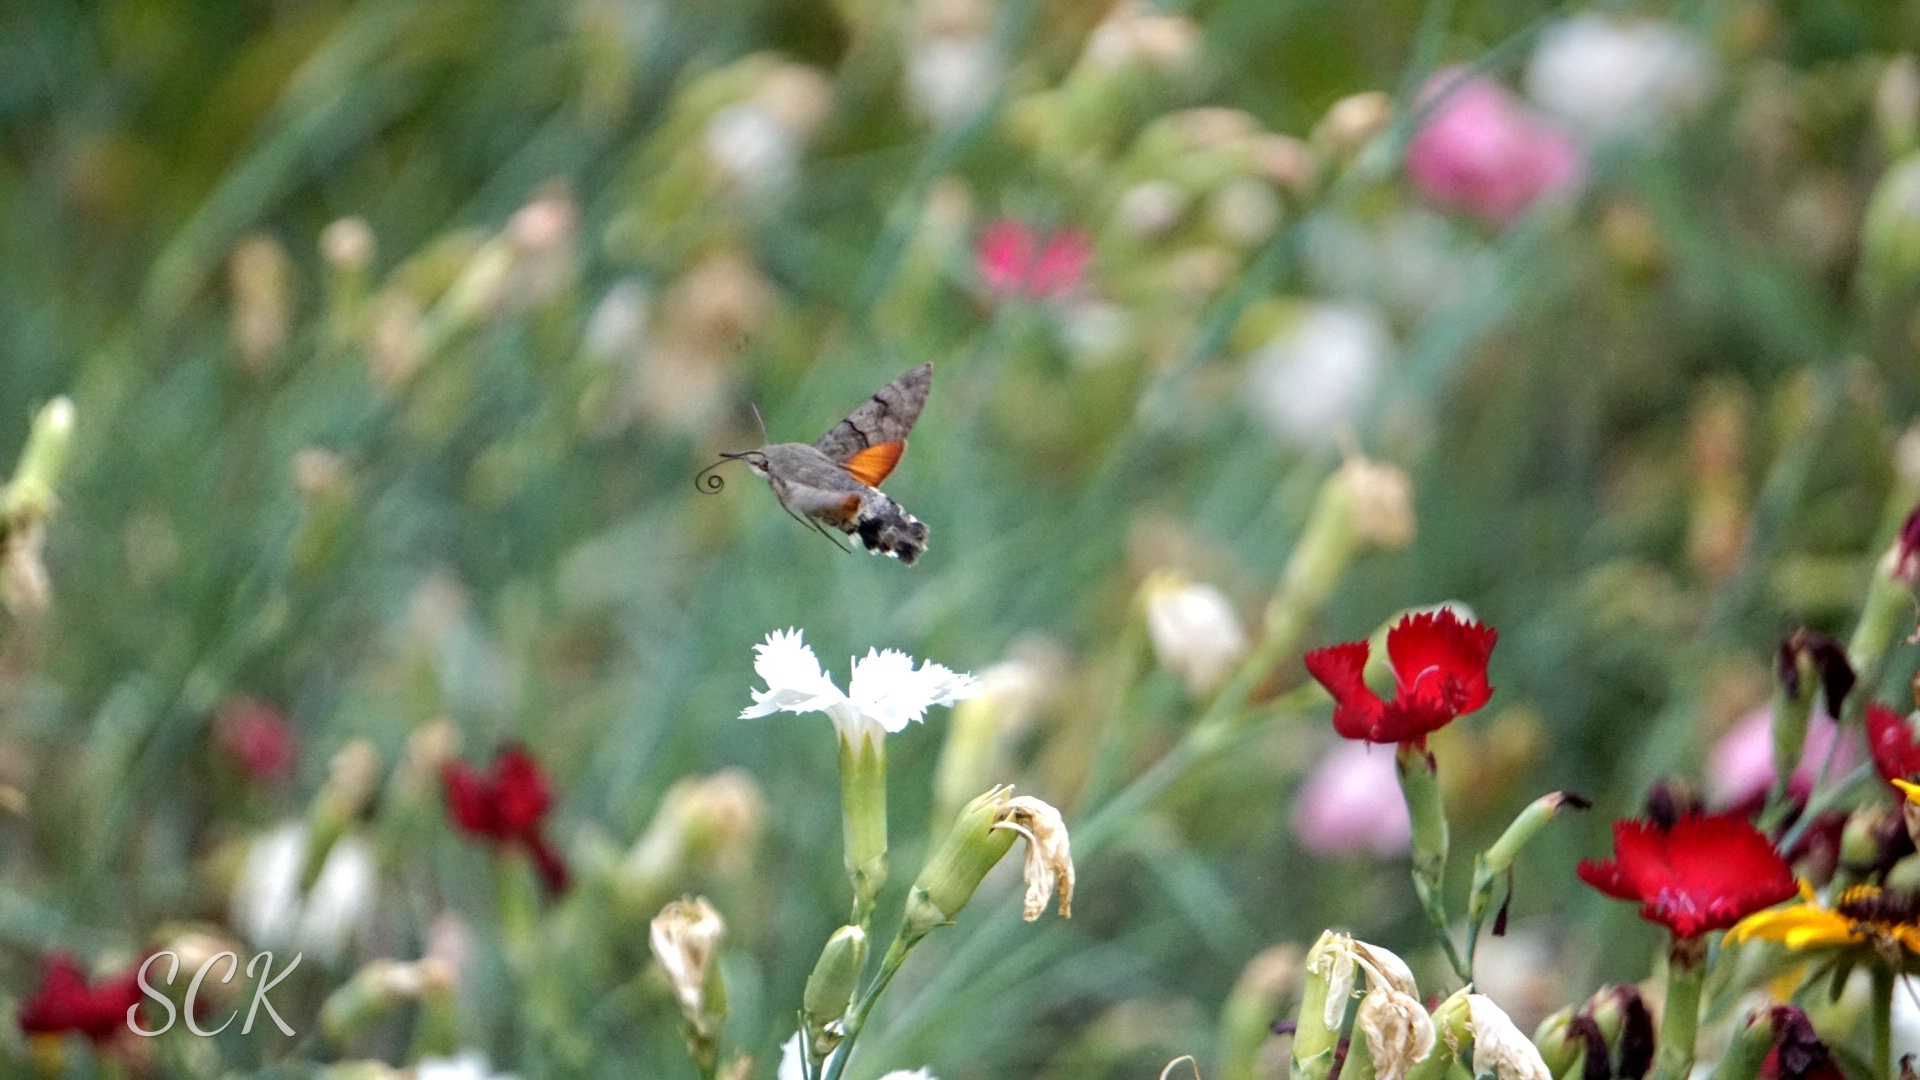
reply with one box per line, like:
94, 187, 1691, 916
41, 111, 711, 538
700, 363, 933, 564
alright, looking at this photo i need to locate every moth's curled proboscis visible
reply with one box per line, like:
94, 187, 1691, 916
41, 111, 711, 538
693, 458, 731, 494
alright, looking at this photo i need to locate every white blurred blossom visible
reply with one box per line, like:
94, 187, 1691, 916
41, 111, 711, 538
1245, 301, 1392, 447
416, 1052, 518, 1080
230, 822, 377, 966
705, 104, 800, 195
1525, 15, 1715, 143
907, 38, 998, 127
741, 629, 980, 745
1143, 574, 1249, 695
777, 1032, 936, 1080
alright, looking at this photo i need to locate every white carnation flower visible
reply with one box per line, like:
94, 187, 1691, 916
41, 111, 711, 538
742, 629, 980, 745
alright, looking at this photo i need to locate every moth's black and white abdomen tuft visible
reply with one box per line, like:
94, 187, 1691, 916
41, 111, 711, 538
854, 492, 928, 564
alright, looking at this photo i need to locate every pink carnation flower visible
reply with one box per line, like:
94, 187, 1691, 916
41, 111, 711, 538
976, 221, 1091, 301
1405, 69, 1583, 226
1291, 741, 1412, 857
1706, 706, 1861, 811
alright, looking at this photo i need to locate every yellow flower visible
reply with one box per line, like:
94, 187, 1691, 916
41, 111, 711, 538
1728, 880, 1920, 958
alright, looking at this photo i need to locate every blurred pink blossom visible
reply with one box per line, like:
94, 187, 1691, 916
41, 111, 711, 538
1706, 706, 1862, 810
976, 221, 1091, 300
1291, 741, 1412, 857
1405, 70, 1583, 226
216, 697, 296, 783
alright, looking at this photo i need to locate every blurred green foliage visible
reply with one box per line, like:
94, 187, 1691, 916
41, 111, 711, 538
4, 0, 1920, 1076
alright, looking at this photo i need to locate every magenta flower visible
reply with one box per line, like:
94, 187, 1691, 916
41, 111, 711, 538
1291, 741, 1412, 857
976, 221, 1091, 301
1405, 69, 1583, 226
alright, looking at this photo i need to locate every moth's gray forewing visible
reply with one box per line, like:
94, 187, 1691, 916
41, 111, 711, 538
812, 363, 932, 463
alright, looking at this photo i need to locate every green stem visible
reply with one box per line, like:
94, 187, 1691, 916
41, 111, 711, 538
1653, 937, 1706, 1080
1397, 743, 1468, 981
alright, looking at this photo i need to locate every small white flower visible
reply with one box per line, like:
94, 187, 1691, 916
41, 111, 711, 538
231, 822, 377, 966
1143, 575, 1250, 695
1524, 14, 1715, 143
416, 1051, 518, 1080
906, 37, 998, 128
741, 629, 980, 745
776, 1032, 936, 1080
704, 103, 799, 195
778, 1032, 806, 1080
1465, 993, 1552, 1080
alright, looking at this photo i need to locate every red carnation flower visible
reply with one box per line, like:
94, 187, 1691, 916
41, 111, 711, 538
1577, 811, 1796, 939
1303, 609, 1498, 745
1867, 703, 1920, 788
442, 746, 569, 894
18, 953, 145, 1043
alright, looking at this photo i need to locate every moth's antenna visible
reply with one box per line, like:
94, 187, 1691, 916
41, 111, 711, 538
749, 402, 769, 444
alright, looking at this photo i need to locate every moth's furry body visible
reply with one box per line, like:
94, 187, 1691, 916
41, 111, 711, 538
721, 363, 934, 564
742, 444, 928, 563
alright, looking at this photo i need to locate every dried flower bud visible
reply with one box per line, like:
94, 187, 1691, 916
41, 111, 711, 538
624, 769, 768, 899
1314, 92, 1391, 161
320, 218, 376, 275
650, 897, 727, 1034
1081, 1, 1199, 73
1357, 975, 1436, 1080
1, 519, 49, 617
293, 448, 352, 506
367, 290, 424, 392
319, 957, 453, 1043
322, 740, 382, 822
1338, 455, 1416, 550
1880, 55, 1920, 159
1117, 180, 1191, 239
230, 233, 292, 374
993, 795, 1074, 920
1463, 993, 1552, 1080
1142, 573, 1250, 695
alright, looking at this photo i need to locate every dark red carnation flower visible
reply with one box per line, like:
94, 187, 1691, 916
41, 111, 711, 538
442, 746, 568, 894
1895, 503, 1920, 583
1577, 811, 1796, 939
1868, 703, 1920, 788
1760, 1007, 1842, 1080
1303, 609, 1497, 745
18, 953, 145, 1042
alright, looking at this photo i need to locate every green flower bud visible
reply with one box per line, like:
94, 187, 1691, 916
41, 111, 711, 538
1469, 792, 1588, 935
1531, 1008, 1578, 1079
904, 785, 1019, 939
318, 958, 451, 1045
803, 924, 868, 1047
4, 397, 74, 522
